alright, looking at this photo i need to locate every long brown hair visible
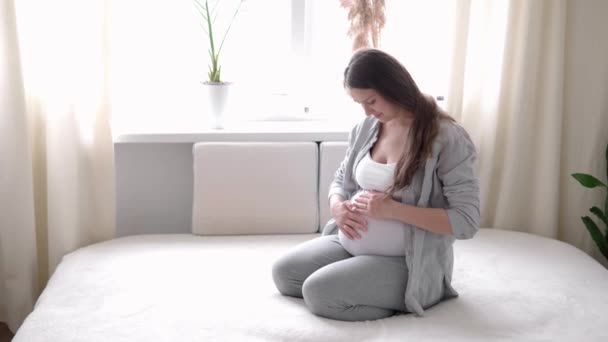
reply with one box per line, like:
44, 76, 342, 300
343, 48, 454, 195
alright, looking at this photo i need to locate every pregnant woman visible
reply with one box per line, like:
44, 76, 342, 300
272, 48, 480, 321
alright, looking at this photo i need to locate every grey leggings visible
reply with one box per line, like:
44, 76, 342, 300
272, 235, 409, 321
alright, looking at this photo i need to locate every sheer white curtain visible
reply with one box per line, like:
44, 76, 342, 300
447, 0, 608, 264
0, 0, 115, 332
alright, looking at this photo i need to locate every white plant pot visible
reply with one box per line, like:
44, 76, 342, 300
204, 82, 231, 129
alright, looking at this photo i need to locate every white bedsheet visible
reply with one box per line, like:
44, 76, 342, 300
14, 229, 608, 341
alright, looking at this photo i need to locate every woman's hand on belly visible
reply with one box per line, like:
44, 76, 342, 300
330, 199, 368, 240
352, 190, 397, 220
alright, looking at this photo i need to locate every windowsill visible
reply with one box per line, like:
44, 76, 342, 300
113, 119, 353, 143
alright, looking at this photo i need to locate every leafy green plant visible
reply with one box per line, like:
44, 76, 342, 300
571, 143, 608, 260
194, 0, 244, 83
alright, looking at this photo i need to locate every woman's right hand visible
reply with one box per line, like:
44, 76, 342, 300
330, 200, 368, 240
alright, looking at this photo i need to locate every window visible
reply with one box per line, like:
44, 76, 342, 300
109, 0, 456, 136
305, 0, 455, 121
381, 0, 456, 100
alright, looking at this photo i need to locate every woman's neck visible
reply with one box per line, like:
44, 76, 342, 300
385, 110, 414, 131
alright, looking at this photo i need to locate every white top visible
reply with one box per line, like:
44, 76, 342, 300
339, 152, 407, 256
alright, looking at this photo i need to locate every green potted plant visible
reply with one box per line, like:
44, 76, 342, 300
194, 0, 244, 129
571, 143, 608, 261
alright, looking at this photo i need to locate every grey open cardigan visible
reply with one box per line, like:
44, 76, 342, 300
322, 116, 480, 316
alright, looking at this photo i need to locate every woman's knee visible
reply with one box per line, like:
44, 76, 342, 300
301, 271, 341, 318
302, 268, 397, 322
273, 236, 347, 298
272, 254, 303, 297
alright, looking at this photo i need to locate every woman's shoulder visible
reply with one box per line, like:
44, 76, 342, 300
349, 116, 378, 140
436, 117, 473, 147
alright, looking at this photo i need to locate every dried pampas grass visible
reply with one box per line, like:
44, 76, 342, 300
340, 0, 386, 51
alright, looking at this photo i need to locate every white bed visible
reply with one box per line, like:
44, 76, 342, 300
13, 228, 608, 342
15, 141, 608, 341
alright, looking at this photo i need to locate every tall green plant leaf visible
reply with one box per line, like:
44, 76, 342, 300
590, 206, 608, 228
582, 216, 608, 260
195, 0, 243, 83
605, 193, 608, 237
572, 173, 606, 188
605, 143, 608, 179
193, 1, 207, 20
216, 0, 244, 59
605, 143, 608, 217
204, 1, 215, 57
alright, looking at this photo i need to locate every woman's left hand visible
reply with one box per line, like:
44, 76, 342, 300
352, 191, 395, 219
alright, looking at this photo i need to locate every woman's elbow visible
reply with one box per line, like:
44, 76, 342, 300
447, 207, 480, 240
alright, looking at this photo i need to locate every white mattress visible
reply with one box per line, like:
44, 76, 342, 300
14, 229, 608, 342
